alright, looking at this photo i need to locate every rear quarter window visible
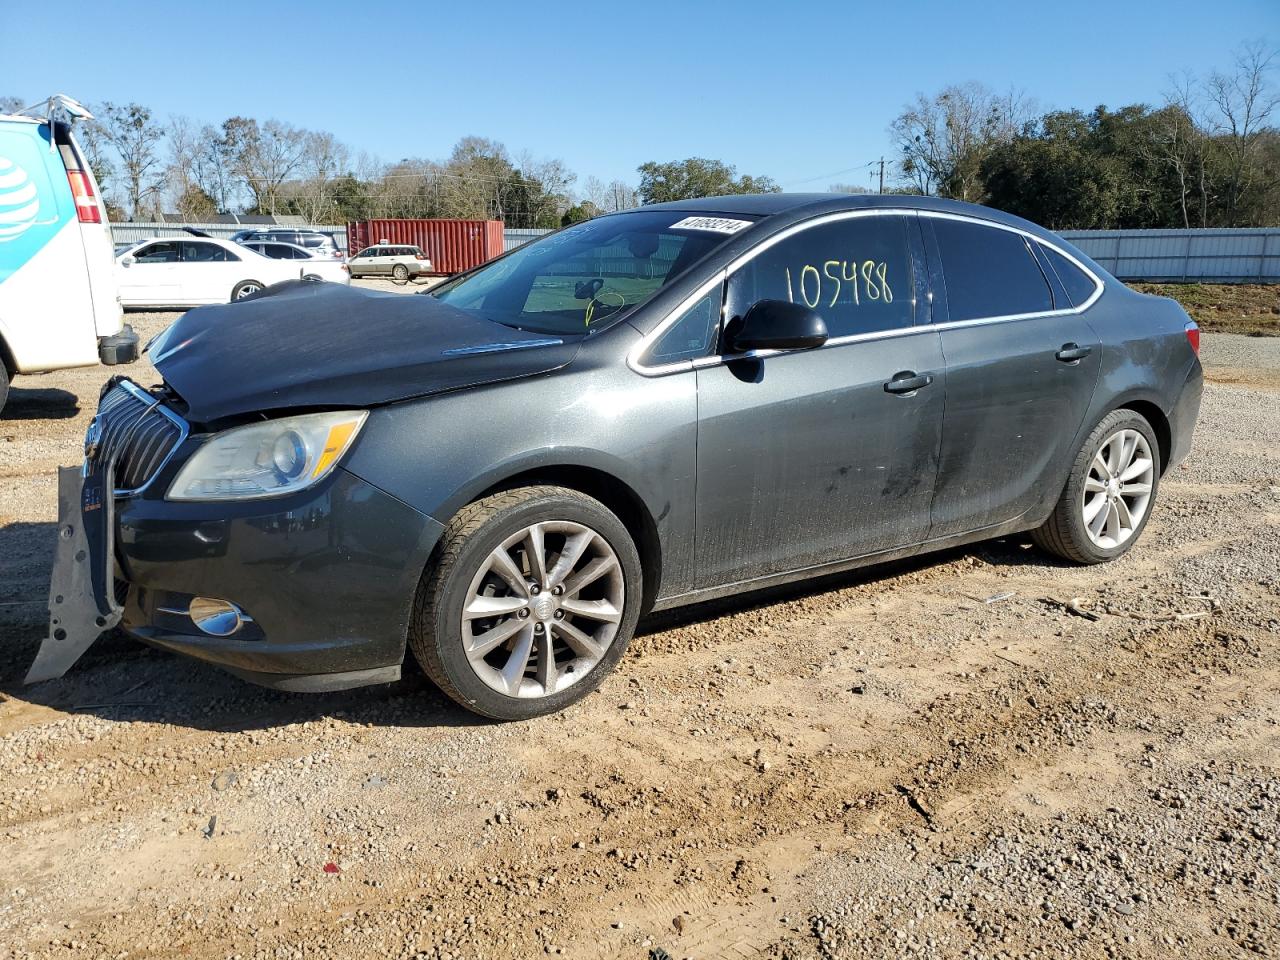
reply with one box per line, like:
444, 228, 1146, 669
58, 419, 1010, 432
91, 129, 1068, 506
1040, 244, 1100, 307
931, 219, 1053, 322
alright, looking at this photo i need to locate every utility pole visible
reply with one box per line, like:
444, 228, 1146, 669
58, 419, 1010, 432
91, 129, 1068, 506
878, 157, 885, 195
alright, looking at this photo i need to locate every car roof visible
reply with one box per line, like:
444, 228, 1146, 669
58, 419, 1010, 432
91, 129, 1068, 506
636, 192, 1072, 245
129, 235, 268, 257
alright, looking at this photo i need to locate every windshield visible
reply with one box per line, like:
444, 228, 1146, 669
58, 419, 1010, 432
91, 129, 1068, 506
430, 210, 755, 335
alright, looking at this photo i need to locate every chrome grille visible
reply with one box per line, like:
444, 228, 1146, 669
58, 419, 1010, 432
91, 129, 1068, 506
85, 381, 188, 496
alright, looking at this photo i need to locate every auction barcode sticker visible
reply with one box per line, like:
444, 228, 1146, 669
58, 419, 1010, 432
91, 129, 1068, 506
669, 216, 753, 234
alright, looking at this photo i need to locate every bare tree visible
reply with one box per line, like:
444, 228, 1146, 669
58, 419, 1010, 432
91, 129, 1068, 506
232, 118, 309, 215
98, 101, 165, 219
1203, 40, 1279, 225
1153, 73, 1210, 228
287, 130, 351, 222
607, 180, 639, 212
890, 83, 1034, 201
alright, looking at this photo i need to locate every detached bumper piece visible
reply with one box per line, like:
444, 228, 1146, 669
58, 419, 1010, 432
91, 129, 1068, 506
26, 465, 121, 683
99, 324, 139, 365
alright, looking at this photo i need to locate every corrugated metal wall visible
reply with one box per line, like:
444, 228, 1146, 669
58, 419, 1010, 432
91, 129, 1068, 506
503, 228, 552, 252
1058, 228, 1279, 283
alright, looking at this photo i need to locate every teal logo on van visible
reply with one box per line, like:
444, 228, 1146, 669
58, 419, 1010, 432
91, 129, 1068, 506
0, 124, 73, 285
0, 156, 41, 241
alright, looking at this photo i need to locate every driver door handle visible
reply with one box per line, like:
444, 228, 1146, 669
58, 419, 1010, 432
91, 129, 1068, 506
1055, 343, 1092, 363
883, 371, 934, 395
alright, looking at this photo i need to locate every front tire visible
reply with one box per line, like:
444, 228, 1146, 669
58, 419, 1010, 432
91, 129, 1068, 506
392, 263, 410, 281
1032, 409, 1161, 564
410, 486, 643, 720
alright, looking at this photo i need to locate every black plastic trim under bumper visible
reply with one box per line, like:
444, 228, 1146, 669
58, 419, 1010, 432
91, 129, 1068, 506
99, 324, 140, 365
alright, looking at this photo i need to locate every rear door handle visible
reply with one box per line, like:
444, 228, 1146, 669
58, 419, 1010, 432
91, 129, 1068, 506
1055, 343, 1092, 363
883, 371, 934, 395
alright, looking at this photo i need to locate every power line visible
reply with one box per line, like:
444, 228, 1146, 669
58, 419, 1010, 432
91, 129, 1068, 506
781, 160, 881, 188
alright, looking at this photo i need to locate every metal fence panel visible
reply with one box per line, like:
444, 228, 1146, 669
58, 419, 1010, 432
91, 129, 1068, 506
1060, 228, 1280, 283
503, 228, 552, 252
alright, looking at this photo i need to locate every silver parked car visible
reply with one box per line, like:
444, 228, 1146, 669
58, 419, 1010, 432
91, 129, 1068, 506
348, 244, 434, 280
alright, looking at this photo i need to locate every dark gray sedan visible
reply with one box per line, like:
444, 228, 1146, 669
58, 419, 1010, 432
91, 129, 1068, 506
30, 194, 1203, 720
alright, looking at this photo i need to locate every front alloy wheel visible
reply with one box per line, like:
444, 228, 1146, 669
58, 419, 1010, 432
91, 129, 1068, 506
411, 486, 642, 720
462, 520, 625, 698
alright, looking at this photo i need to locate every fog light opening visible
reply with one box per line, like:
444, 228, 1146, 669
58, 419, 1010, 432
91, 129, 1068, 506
187, 597, 252, 637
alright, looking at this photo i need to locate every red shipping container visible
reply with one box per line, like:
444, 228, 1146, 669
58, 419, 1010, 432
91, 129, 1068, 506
346, 219, 504, 275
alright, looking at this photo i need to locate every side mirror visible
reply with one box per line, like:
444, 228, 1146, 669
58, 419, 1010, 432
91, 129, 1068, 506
729, 299, 828, 353
121, 256, 135, 267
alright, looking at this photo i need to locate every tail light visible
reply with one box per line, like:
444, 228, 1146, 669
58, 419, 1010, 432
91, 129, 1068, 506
1185, 321, 1200, 357
66, 170, 102, 224
415, 253, 427, 261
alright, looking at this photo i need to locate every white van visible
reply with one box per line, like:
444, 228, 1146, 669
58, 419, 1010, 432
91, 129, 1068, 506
0, 95, 137, 415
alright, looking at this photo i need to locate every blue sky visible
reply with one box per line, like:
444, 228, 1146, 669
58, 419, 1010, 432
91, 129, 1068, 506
3, 0, 1276, 192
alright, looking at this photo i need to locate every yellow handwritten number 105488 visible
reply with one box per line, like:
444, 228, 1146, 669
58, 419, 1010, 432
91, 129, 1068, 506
784, 260, 892, 309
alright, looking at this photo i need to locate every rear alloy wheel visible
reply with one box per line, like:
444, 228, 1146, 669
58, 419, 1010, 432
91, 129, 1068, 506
1032, 409, 1161, 564
392, 263, 410, 281
231, 280, 263, 301
411, 486, 642, 720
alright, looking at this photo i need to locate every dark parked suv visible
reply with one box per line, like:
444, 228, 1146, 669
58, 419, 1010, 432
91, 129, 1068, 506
31, 194, 1202, 720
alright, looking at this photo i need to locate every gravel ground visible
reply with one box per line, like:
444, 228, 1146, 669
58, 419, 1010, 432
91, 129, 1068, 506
0, 290, 1276, 960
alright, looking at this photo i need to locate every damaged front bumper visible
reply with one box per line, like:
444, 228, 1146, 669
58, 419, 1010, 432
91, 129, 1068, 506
27, 384, 445, 691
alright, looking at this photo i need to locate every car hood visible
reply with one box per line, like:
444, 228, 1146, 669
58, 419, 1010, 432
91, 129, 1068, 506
148, 280, 580, 423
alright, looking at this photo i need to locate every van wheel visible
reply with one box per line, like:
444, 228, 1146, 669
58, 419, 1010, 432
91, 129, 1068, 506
1032, 409, 1161, 564
410, 485, 643, 720
392, 264, 410, 281
231, 280, 263, 301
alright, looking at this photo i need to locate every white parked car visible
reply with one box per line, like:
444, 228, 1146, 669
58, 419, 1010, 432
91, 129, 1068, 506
114, 235, 348, 308
238, 239, 350, 284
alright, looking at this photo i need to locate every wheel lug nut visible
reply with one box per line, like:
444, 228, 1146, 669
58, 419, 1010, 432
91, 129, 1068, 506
517, 609, 529, 619
534, 622, 544, 632
553, 610, 564, 620
529, 584, 540, 595
552, 585, 563, 596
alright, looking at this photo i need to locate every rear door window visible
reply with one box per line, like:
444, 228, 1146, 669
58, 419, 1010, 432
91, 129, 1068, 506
181, 241, 237, 262
725, 215, 916, 338
931, 220, 1052, 321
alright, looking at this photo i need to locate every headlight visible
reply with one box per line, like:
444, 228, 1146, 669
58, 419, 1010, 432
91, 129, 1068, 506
167, 411, 367, 501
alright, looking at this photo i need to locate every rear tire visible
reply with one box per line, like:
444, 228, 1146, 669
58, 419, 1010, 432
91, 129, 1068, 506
392, 264, 410, 281
410, 485, 642, 720
1032, 409, 1161, 564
